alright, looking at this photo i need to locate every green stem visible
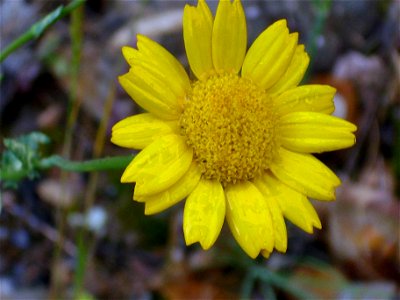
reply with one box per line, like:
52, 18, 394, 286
0, 0, 85, 62
48, 4, 85, 298
251, 266, 314, 300
303, 0, 332, 82
39, 155, 134, 172
0, 155, 133, 182
63, 0, 84, 160
73, 230, 89, 300
240, 271, 256, 299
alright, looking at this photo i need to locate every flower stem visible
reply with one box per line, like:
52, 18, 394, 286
0, 0, 85, 62
250, 266, 314, 300
39, 155, 134, 173
0, 155, 133, 182
303, 0, 332, 82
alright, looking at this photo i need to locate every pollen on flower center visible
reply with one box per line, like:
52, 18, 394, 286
180, 73, 278, 184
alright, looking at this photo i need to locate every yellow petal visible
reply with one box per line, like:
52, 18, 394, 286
123, 35, 190, 102
225, 181, 274, 258
212, 0, 247, 74
140, 162, 202, 215
262, 174, 322, 233
261, 250, 271, 259
268, 44, 310, 94
121, 134, 193, 197
122, 46, 136, 62
273, 85, 336, 116
278, 112, 357, 153
111, 113, 179, 149
183, 0, 213, 79
242, 20, 297, 90
119, 72, 179, 120
243, 19, 288, 73
183, 178, 225, 250
270, 147, 341, 201
253, 177, 288, 253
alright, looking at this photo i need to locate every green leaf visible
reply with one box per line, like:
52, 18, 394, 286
1, 131, 133, 188
1, 132, 50, 188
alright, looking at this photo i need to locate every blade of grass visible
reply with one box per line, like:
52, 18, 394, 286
74, 229, 89, 300
63, 1, 84, 160
260, 282, 278, 300
73, 84, 117, 300
50, 2, 85, 298
84, 84, 117, 210
240, 271, 256, 299
250, 266, 315, 300
303, 0, 332, 82
0, 0, 85, 62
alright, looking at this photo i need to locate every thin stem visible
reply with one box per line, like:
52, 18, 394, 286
303, 0, 332, 82
52, 5, 85, 296
39, 155, 133, 172
63, 1, 84, 161
0, 155, 133, 181
0, 0, 85, 62
251, 266, 314, 300
84, 84, 116, 210
73, 230, 89, 299
73, 84, 116, 299
240, 271, 256, 299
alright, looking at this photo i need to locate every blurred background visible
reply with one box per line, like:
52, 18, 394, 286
0, 0, 399, 299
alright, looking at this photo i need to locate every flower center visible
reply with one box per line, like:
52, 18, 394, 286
180, 73, 278, 184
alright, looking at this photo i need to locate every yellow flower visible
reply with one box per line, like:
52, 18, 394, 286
111, 0, 357, 258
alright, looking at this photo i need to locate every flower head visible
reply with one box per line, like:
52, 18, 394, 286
112, 0, 357, 258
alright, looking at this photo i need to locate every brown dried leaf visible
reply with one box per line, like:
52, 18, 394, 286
328, 159, 399, 279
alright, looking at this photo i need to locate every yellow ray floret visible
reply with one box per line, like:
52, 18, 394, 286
121, 134, 193, 196
140, 162, 202, 215
262, 174, 322, 233
111, 113, 179, 150
226, 182, 274, 258
212, 0, 247, 74
268, 44, 310, 94
278, 112, 357, 153
273, 85, 336, 115
183, 0, 213, 79
253, 177, 288, 252
124, 35, 190, 101
242, 20, 298, 90
183, 179, 225, 249
270, 148, 341, 201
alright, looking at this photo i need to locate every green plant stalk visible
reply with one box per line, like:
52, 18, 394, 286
260, 282, 278, 300
84, 85, 117, 211
51, 4, 85, 297
40, 155, 133, 172
250, 266, 314, 300
74, 230, 89, 300
73, 86, 116, 299
0, 0, 85, 62
63, 0, 84, 160
240, 271, 256, 299
303, 0, 332, 82
0, 155, 133, 181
